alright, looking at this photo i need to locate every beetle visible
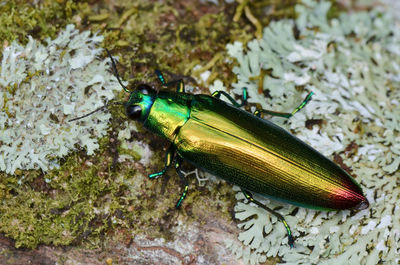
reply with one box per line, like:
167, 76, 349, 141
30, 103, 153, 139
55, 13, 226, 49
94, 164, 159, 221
71, 50, 369, 247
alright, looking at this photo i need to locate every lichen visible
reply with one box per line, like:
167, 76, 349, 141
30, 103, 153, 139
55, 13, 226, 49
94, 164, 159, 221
0, 24, 121, 174
213, 0, 400, 264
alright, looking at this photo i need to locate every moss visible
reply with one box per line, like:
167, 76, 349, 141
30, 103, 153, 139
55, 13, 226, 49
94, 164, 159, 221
100, 0, 302, 92
0, 0, 79, 44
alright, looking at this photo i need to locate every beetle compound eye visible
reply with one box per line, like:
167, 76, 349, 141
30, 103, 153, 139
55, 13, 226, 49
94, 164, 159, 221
137, 84, 151, 95
126, 105, 142, 120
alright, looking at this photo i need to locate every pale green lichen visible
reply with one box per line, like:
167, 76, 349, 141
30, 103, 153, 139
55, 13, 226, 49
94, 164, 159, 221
211, 0, 400, 264
0, 24, 121, 174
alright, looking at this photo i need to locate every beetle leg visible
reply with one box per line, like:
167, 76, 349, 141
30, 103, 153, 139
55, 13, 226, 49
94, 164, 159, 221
154, 69, 185, 93
254, 91, 314, 119
168, 79, 186, 92
155, 69, 167, 86
148, 145, 175, 179
175, 156, 189, 209
168, 79, 184, 93
241, 189, 295, 248
212, 87, 248, 107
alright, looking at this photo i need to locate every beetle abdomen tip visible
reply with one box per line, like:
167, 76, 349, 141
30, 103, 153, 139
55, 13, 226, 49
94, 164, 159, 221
355, 198, 369, 210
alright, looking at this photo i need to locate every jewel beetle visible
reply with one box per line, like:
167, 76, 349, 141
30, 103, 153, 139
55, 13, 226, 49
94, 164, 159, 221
71, 50, 369, 247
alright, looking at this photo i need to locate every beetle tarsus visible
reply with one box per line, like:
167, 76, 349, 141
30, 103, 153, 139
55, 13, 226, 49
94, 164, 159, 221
282, 219, 295, 248
148, 171, 165, 179
176, 185, 188, 209
288, 235, 295, 248
155, 69, 167, 86
175, 156, 189, 208
148, 145, 175, 179
291, 91, 314, 116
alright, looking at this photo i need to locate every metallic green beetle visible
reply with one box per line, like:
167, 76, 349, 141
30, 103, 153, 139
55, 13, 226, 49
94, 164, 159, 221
74, 50, 369, 247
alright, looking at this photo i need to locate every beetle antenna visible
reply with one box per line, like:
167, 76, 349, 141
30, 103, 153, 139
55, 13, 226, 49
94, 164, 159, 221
68, 101, 125, 122
105, 48, 131, 93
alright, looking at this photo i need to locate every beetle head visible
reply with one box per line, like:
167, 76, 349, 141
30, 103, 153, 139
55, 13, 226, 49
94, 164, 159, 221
125, 84, 156, 122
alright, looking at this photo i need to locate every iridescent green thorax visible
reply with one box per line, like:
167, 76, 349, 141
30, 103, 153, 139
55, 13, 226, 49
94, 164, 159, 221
143, 91, 193, 140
